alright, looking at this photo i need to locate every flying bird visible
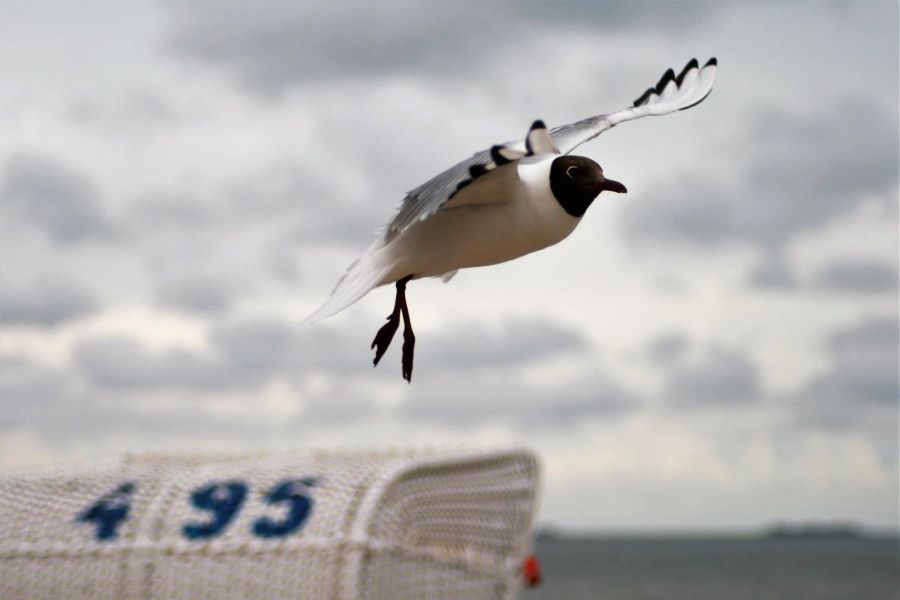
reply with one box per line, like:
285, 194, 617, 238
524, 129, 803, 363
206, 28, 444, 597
301, 58, 718, 382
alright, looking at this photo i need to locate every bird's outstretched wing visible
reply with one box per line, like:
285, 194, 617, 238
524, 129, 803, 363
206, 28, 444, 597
550, 57, 718, 155
384, 57, 717, 240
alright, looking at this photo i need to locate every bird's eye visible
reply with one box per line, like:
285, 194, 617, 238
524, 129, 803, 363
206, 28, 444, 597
566, 166, 581, 179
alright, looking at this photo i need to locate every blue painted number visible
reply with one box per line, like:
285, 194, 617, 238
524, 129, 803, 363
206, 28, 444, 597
182, 481, 248, 539
253, 478, 316, 538
77, 482, 136, 541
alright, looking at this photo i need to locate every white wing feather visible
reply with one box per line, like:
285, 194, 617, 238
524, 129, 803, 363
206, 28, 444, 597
551, 57, 718, 154
295, 239, 392, 328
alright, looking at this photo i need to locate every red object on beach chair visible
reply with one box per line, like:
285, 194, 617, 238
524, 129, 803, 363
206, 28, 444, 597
522, 553, 542, 587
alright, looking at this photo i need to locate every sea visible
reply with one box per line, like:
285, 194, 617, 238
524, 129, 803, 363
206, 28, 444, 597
522, 536, 899, 600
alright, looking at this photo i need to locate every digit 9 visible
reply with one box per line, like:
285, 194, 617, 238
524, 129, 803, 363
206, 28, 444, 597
182, 481, 248, 540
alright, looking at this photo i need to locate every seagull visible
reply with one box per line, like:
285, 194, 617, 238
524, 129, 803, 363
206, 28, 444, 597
301, 58, 718, 382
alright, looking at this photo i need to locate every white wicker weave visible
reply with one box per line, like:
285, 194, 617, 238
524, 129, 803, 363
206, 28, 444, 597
0, 448, 540, 600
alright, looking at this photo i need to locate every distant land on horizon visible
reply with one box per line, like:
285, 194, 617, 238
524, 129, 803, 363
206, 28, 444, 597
534, 522, 900, 541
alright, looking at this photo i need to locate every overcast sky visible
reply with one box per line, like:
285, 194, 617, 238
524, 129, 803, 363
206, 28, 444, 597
1, 1, 897, 532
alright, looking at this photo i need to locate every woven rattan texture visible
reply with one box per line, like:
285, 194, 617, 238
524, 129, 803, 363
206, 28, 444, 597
0, 448, 539, 600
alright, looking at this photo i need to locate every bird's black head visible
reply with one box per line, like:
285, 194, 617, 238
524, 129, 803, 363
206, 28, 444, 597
549, 155, 627, 217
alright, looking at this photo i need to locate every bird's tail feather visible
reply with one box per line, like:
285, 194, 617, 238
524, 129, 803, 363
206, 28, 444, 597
296, 241, 392, 328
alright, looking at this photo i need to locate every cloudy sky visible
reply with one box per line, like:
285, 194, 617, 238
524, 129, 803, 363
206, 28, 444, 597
1, 1, 897, 532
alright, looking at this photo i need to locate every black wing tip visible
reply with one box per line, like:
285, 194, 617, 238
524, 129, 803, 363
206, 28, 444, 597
633, 87, 654, 107
676, 58, 699, 86
676, 58, 717, 110
641, 67, 673, 103
634, 57, 716, 107
655, 68, 676, 93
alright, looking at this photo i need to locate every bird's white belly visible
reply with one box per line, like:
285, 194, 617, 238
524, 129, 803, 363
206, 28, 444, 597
380, 190, 580, 282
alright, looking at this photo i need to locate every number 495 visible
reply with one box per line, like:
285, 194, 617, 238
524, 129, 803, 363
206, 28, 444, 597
77, 478, 317, 542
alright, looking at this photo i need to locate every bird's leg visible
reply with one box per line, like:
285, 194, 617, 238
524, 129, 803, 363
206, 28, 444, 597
371, 283, 402, 366
371, 275, 413, 368
399, 278, 415, 383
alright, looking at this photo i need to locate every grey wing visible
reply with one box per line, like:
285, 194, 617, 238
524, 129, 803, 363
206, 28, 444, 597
385, 148, 493, 240
383, 121, 553, 240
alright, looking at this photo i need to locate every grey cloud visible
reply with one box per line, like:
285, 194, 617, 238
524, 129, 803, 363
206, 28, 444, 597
211, 316, 365, 375
67, 312, 606, 432
298, 386, 382, 424
399, 370, 637, 430
0, 278, 99, 326
747, 250, 798, 289
126, 162, 335, 238
125, 163, 376, 300
792, 314, 899, 429
645, 331, 690, 364
129, 194, 213, 232
72, 315, 379, 395
811, 259, 898, 294
225, 167, 328, 222
13, 311, 595, 442
0, 354, 70, 429
125, 195, 289, 315
289, 209, 385, 249
139, 162, 374, 242
164, 1, 716, 94
663, 346, 761, 407
1, 154, 113, 243
156, 276, 238, 313
209, 317, 296, 374
517, 1, 717, 30
622, 100, 898, 252
0, 351, 290, 445
416, 317, 588, 371
72, 335, 235, 391
829, 315, 898, 352
165, 3, 496, 93
8, 312, 606, 451
209, 313, 589, 383
622, 178, 733, 246
68, 90, 179, 128
121, 90, 180, 124
224, 165, 384, 246
751, 254, 897, 295
0, 355, 117, 447
749, 101, 898, 208
381, 317, 628, 430
265, 245, 304, 283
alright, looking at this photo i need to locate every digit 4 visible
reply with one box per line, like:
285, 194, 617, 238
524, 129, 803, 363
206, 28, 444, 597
76, 482, 137, 541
